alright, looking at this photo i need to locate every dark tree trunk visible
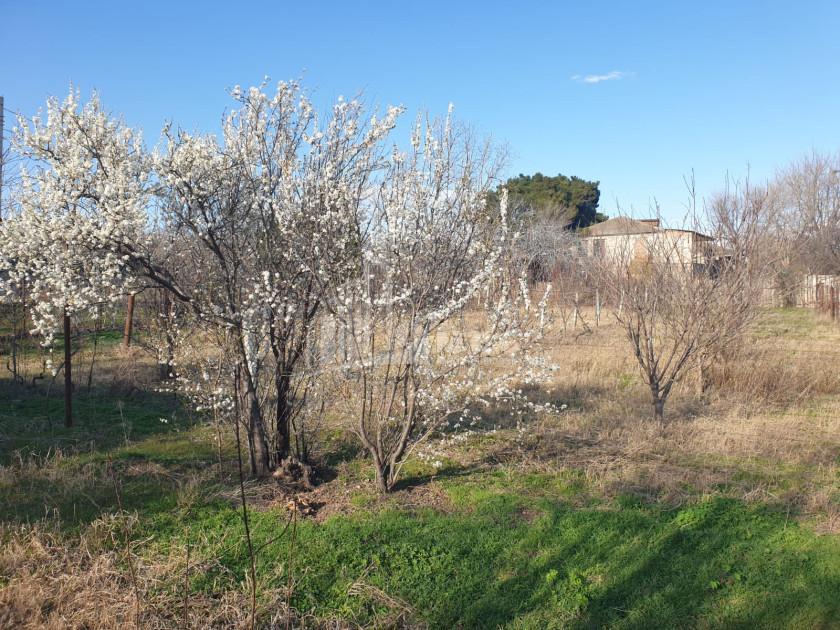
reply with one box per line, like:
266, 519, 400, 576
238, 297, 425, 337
63, 308, 72, 428
245, 384, 269, 476
236, 329, 271, 476
274, 371, 292, 466
246, 419, 257, 476
238, 354, 270, 476
374, 457, 389, 493
653, 397, 665, 420
123, 292, 135, 350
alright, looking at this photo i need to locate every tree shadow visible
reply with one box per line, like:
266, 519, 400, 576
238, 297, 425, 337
389, 463, 477, 492
448, 497, 840, 629
574, 497, 840, 629
0, 377, 217, 527
0, 378, 190, 463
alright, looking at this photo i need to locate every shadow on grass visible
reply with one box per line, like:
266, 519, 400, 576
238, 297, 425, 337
389, 463, 478, 492
564, 497, 840, 630
0, 378, 190, 463
298, 495, 840, 629
0, 377, 218, 527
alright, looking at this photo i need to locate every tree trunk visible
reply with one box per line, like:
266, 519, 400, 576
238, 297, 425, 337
123, 292, 135, 351
653, 397, 665, 420
238, 334, 270, 476
159, 331, 174, 381
64, 308, 72, 428
243, 381, 270, 476
158, 292, 175, 381
373, 458, 389, 493
274, 372, 292, 466
696, 359, 709, 397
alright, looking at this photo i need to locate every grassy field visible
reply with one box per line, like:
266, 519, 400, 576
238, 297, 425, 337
1, 307, 839, 628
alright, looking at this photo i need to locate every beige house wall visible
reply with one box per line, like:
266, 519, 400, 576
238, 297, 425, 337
584, 230, 709, 269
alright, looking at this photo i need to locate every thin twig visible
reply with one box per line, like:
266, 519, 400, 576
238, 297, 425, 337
182, 540, 190, 630
107, 454, 141, 628
234, 365, 257, 630
255, 513, 293, 556
286, 496, 297, 630
212, 353, 225, 478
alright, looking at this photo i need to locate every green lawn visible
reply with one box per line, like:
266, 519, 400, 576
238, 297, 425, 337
1, 391, 838, 629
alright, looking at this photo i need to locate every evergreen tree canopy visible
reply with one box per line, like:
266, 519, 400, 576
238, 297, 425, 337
501, 172, 606, 228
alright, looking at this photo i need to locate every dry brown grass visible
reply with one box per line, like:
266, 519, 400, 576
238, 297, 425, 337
447, 305, 840, 528
3, 306, 839, 627
0, 517, 416, 630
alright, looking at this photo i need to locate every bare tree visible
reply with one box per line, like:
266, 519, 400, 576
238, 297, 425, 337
604, 181, 774, 418
768, 150, 840, 291
514, 201, 582, 285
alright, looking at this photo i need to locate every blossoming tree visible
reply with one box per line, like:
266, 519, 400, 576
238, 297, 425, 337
4, 82, 552, 483
321, 114, 552, 492
0, 89, 150, 426
151, 80, 402, 475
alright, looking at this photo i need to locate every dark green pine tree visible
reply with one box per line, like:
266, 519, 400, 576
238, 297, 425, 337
500, 172, 606, 228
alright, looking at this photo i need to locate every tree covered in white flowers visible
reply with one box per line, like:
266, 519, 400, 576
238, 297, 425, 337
150, 79, 402, 475
0, 89, 150, 425
2, 81, 552, 483
321, 113, 552, 492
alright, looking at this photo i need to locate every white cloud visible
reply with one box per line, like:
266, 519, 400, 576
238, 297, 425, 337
572, 71, 632, 84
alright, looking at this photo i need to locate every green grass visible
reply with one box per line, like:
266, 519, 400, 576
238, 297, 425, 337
753, 307, 822, 339
5, 413, 837, 629
0, 324, 127, 362
0, 381, 214, 526
2, 319, 840, 628
109, 474, 839, 629
0, 387, 188, 464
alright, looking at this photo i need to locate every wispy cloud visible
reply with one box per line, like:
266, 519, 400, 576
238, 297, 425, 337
571, 71, 633, 84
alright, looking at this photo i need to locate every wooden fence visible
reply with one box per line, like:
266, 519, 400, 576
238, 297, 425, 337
761, 274, 840, 313
816, 279, 840, 322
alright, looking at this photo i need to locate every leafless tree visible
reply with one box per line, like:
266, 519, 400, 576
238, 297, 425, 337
514, 203, 582, 284
604, 181, 775, 418
772, 150, 840, 277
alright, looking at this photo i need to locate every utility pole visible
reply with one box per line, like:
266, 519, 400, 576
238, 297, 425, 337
0, 95, 5, 221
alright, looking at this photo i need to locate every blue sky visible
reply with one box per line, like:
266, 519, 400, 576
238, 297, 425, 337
3, 0, 839, 223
